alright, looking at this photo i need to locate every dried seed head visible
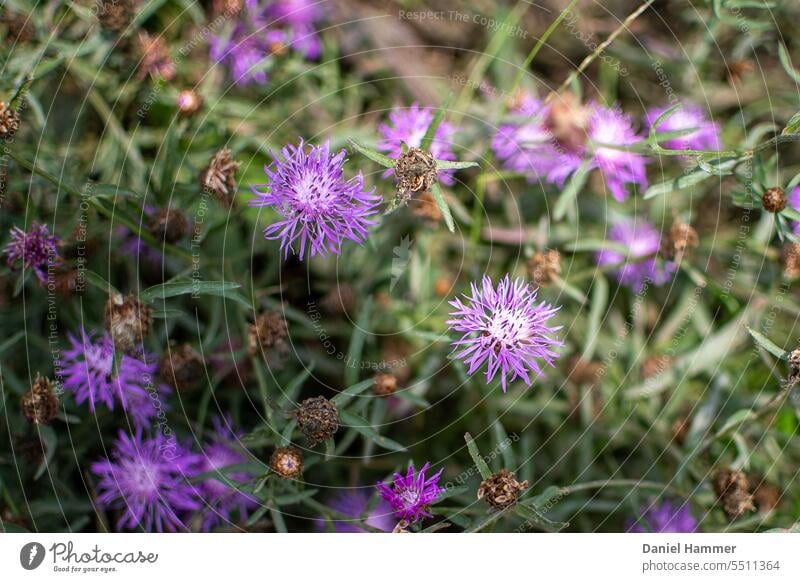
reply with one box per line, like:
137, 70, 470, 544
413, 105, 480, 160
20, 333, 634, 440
394, 147, 438, 206
148, 207, 189, 244
248, 311, 289, 356
160, 344, 204, 391
713, 468, 755, 519
105, 293, 153, 353
477, 469, 528, 510
411, 191, 443, 223
641, 354, 673, 379
96, 0, 135, 32
0, 101, 21, 140
21, 374, 59, 425
782, 243, 800, 279
761, 187, 786, 213
566, 355, 602, 387
136, 31, 175, 80
661, 218, 699, 261
269, 446, 303, 479
176, 89, 203, 117
527, 249, 561, 287
788, 347, 800, 386
751, 478, 782, 514
200, 148, 241, 205
373, 373, 398, 397
545, 91, 590, 152
321, 284, 357, 315
295, 396, 339, 445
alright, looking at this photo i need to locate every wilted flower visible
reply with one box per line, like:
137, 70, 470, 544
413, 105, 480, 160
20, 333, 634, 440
376, 462, 443, 523
713, 468, 755, 520
318, 490, 395, 532
136, 31, 175, 80
200, 147, 241, 205
295, 395, 339, 445
96, 0, 135, 32
148, 207, 189, 243
527, 249, 561, 287
646, 103, 721, 152
249, 140, 380, 259
105, 293, 153, 354
0, 101, 21, 139
447, 275, 562, 391
61, 329, 171, 427
596, 219, 675, 292
91, 430, 200, 532
4, 222, 61, 283
247, 310, 289, 356
196, 417, 258, 531
21, 374, 59, 425
378, 103, 457, 185
626, 500, 697, 533
477, 469, 528, 510
373, 373, 397, 397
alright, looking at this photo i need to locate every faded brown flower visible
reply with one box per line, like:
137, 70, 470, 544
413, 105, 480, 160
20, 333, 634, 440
160, 344, 205, 391
269, 446, 303, 479
21, 374, 59, 425
200, 148, 241, 205
295, 396, 339, 445
713, 468, 755, 520
394, 147, 438, 205
477, 469, 529, 510
105, 293, 153, 353
527, 249, 561, 287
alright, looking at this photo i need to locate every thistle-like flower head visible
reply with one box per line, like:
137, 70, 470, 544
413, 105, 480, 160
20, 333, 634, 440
376, 462, 444, 524
4, 222, 61, 283
627, 499, 697, 533
595, 219, 675, 292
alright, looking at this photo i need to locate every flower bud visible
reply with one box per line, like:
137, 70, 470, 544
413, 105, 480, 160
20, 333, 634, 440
761, 187, 786, 213
269, 446, 303, 479
176, 89, 203, 117
373, 373, 397, 397
148, 207, 189, 244
295, 396, 339, 445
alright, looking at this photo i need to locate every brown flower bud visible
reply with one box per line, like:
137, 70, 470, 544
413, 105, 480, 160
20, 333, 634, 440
160, 344, 204, 391
412, 191, 443, 223
713, 468, 755, 519
527, 249, 561, 287
295, 396, 339, 445
105, 293, 153, 353
0, 101, 21, 140
761, 187, 786, 213
148, 207, 189, 244
373, 373, 397, 397
248, 310, 289, 356
394, 147, 437, 206
96, 0, 135, 32
782, 243, 800, 279
200, 148, 241, 206
661, 218, 699, 261
477, 469, 528, 510
269, 446, 303, 479
21, 374, 59, 425
176, 89, 203, 117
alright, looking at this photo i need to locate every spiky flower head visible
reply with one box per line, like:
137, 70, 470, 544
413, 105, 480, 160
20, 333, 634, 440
595, 219, 675, 293
61, 329, 171, 427
21, 374, 59, 425
319, 490, 395, 532
378, 103, 457, 185
646, 103, 721, 152
447, 275, 562, 391
376, 462, 443, 524
91, 430, 200, 532
626, 500, 697, 533
196, 416, 258, 531
249, 140, 380, 259
4, 223, 61, 284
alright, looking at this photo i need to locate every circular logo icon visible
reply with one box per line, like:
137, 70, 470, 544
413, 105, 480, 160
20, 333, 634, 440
20, 542, 46, 570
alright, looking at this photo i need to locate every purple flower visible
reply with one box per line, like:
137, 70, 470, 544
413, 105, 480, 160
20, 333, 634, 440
646, 103, 721, 152
447, 275, 562, 391
596, 218, 675, 292
627, 500, 697, 533
249, 139, 381, 259
4, 222, 61, 284
195, 417, 258, 531
211, 0, 322, 85
376, 462, 443, 524
317, 490, 395, 532
378, 104, 458, 185
61, 329, 171, 427
788, 187, 800, 235
584, 104, 649, 202
91, 430, 200, 532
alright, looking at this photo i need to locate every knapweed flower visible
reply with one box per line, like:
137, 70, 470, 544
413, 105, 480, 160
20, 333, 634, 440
195, 417, 258, 531
626, 500, 697, 533
4, 222, 61, 284
447, 275, 562, 391
61, 329, 171, 427
318, 490, 395, 532
646, 103, 721, 152
376, 462, 444, 523
789, 187, 800, 235
378, 104, 458, 185
249, 140, 380, 259
596, 219, 675, 292
210, 0, 322, 85
91, 430, 200, 532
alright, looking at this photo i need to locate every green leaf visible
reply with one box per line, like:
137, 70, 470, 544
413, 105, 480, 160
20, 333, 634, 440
464, 432, 492, 479
430, 183, 456, 233
140, 280, 246, 305
420, 93, 452, 151
83, 270, 120, 296
34, 425, 57, 480
783, 111, 800, 136
434, 159, 479, 170
554, 159, 591, 221
778, 43, 800, 84
716, 409, 756, 437
332, 378, 374, 406
339, 410, 407, 452
643, 158, 738, 199
348, 140, 395, 168
344, 297, 374, 386
746, 327, 789, 360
